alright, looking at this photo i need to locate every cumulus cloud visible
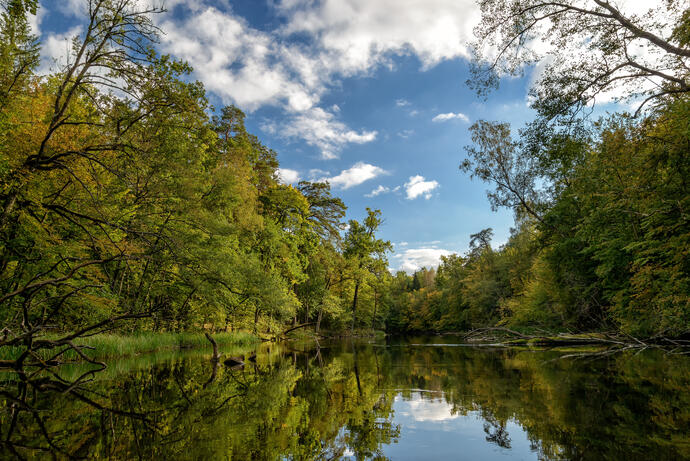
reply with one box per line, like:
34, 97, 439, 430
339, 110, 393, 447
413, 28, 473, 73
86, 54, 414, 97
321, 162, 386, 189
365, 185, 390, 197
432, 112, 469, 123
399, 394, 459, 422
277, 168, 300, 184
157, 6, 379, 158
278, 0, 480, 70
394, 248, 451, 273
159, 8, 302, 112
262, 107, 377, 160
38, 26, 82, 74
155, 1, 485, 157
308, 168, 330, 180
405, 175, 439, 200
38, 0, 487, 157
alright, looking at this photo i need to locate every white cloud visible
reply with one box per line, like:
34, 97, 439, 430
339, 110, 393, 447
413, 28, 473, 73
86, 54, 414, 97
40, 1, 487, 158
397, 129, 414, 139
432, 112, 469, 123
365, 185, 390, 197
279, 0, 480, 70
157, 6, 379, 158
154, 1, 484, 157
27, 5, 44, 37
159, 9, 297, 112
307, 169, 330, 180
402, 394, 459, 422
321, 162, 386, 189
262, 107, 377, 160
395, 248, 451, 273
405, 175, 439, 200
307, 168, 328, 179
396, 99, 411, 107
277, 168, 300, 184
39, 26, 82, 74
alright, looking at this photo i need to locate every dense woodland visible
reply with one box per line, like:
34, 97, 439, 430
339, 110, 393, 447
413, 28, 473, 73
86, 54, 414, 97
0, 0, 393, 353
0, 0, 688, 360
387, 0, 690, 337
388, 99, 690, 336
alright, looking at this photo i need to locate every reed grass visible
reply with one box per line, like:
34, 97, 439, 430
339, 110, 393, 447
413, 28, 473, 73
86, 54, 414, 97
0, 331, 258, 362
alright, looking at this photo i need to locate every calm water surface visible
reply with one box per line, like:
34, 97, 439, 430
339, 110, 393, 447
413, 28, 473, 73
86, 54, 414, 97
1, 336, 689, 460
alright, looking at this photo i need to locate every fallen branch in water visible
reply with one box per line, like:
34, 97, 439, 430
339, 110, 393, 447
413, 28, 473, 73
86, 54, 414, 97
280, 322, 316, 338
463, 327, 690, 351
205, 332, 220, 361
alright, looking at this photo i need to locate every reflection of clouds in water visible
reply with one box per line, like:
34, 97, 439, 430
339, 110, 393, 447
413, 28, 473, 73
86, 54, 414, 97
395, 393, 458, 422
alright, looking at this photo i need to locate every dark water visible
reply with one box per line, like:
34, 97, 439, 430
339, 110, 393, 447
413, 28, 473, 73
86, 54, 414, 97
1, 337, 689, 460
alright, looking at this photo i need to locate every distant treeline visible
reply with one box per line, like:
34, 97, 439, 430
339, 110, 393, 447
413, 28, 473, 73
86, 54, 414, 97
384, 0, 690, 337
388, 97, 689, 336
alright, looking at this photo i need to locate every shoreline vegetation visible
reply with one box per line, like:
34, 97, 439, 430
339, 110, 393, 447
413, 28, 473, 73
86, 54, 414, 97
0, 331, 258, 364
0, 0, 688, 371
4, 326, 688, 368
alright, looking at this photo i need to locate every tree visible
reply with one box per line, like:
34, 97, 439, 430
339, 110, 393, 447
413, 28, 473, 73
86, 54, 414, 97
297, 181, 347, 244
470, 0, 690, 120
0, 0, 223, 364
0, 0, 39, 109
343, 209, 392, 332
461, 122, 541, 222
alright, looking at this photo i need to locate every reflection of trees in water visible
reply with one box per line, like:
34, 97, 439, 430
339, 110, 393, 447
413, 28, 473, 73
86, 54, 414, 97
1, 365, 154, 458
0, 343, 400, 459
483, 413, 511, 449
378, 343, 690, 461
1, 342, 689, 460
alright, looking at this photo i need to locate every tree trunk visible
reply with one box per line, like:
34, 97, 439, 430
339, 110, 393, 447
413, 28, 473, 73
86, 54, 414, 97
316, 309, 323, 333
205, 332, 220, 361
350, 280, 360, 334
371, 287, 378, 329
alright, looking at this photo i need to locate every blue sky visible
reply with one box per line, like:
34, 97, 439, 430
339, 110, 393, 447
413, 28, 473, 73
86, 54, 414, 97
35, 0, 544, 272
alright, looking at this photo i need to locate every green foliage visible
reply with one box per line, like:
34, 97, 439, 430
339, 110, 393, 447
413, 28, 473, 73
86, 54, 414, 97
0, 0, 395, 362
393, 97, 689, 337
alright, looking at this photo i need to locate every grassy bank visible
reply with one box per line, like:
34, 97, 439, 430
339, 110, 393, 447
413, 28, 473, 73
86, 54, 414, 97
0, 331, 259, 362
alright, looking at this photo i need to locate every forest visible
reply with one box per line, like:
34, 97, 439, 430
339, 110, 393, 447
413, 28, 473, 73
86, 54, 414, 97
0, 0, 688, 369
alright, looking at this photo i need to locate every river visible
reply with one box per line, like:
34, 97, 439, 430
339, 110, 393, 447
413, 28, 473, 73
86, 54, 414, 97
1, 336, 689, 460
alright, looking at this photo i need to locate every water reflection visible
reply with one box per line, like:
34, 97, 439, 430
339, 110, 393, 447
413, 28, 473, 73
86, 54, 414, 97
1, 339, 688, 460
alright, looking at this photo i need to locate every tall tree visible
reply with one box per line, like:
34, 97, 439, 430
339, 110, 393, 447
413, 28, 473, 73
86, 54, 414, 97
343, 209, 391, 332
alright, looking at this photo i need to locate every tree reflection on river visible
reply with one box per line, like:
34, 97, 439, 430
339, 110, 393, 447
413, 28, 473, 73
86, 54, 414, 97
1, 337, 689, 460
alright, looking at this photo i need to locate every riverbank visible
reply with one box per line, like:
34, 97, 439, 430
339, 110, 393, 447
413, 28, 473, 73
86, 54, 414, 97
0, 331, 259, 362
282, 328, 386, 341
